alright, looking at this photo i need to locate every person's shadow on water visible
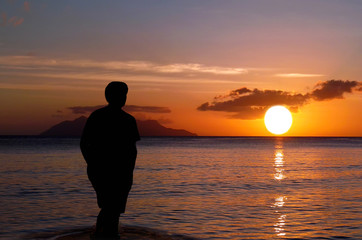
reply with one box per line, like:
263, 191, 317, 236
80, 81, 140, 239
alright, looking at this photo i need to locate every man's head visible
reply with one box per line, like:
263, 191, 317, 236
105, 81, 128, 107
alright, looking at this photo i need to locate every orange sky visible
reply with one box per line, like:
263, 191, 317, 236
0, 1, 361, 136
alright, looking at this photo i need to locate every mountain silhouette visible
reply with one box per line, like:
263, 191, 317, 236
40, 116, 197, 137
40, 116, 87, 137
136, 119, 196, 136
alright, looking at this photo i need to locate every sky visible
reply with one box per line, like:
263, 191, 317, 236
0, 0, 361, 136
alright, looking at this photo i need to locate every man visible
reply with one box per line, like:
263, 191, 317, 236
80, 81, 140, 238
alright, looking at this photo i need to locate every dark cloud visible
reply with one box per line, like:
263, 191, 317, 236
311, 80, 360, 101
214, 87, 252, 100
197, 80, 361, 120
68, 105, 105, 114
198, 88, 308, 119
68, 105, 171, 114
229, 87, 253, 97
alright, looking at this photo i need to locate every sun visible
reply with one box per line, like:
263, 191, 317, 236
264, 106, 293, 135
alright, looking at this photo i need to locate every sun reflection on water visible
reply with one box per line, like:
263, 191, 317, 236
274, 196, 286, 208
272, 195, 287, 236
274, 149, 285, 180
272, 139, 287, 237
274, 214, 287, 236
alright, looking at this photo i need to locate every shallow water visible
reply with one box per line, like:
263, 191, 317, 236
0, 137, 361, 239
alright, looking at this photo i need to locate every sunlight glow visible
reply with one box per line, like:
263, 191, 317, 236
264, 106, 293, 135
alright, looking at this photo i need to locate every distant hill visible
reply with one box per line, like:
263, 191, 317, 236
136, 119, 197, 136
40, 116, 197, 137
40, 116, 87, 137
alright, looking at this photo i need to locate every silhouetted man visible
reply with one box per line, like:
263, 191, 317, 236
80, 81, 140, 239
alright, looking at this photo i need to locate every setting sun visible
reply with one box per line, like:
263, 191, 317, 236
264, 106, 293, 135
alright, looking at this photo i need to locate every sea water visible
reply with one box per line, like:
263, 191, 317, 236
0, 137, 361, 239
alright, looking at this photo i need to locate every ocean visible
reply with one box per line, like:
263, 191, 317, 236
0, 137, 361, 239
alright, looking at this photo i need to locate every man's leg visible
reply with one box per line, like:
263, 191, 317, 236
99, 205, 121, 237
95, 208, 106, 235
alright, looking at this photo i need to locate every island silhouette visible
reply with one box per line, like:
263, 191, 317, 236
40, 116, 197, 137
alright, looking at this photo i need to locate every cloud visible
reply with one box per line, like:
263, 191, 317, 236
0, 13, 24, 27
198, 88, 308, 119
9, 16, 24, 26
24, 1, 30, 12
0, 55, 248, 76
0, 0, 27, 27
124, 105, 171, 113
197, 80, 361, 120
68, 105, 105, 114
68, 105, 171, 114
310, 80, 361, 101
0, 55, 253, 90
154, 63, 247, 75
275, 73, 324, 78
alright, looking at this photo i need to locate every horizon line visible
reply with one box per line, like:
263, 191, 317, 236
0, 135, 361, 138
